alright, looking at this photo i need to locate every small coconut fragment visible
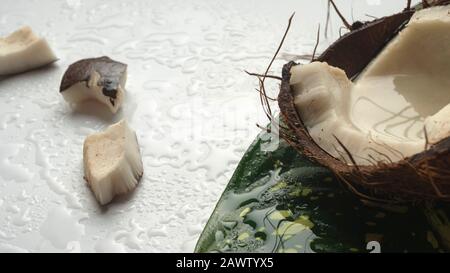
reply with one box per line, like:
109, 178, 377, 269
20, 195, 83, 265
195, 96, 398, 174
83, 119, 143, 205
0, 26, 57, 75
60, 56, 127, 113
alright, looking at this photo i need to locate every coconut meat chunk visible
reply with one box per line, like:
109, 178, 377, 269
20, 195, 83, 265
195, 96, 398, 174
290, 6, 450, 166
0, 26, 57, 75
60, 56, 127, 113
83, 120, 143, 205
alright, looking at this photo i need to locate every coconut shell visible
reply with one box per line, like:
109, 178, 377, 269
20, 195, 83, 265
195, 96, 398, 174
278, 8, 450, 202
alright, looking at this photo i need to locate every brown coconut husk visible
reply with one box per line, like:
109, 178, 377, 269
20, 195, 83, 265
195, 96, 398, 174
276, 2, 450, 203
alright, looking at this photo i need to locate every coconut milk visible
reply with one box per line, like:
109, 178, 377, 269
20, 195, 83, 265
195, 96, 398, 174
351, 74, 450, 141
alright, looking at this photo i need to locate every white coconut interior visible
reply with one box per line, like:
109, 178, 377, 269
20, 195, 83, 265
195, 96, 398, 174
61, 70, 126, 113
290, 6, 450, 166
0, 26, 57, 75
83, 119, 143, 205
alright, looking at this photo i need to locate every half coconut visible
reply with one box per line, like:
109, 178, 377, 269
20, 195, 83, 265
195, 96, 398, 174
278, 3, 450, 201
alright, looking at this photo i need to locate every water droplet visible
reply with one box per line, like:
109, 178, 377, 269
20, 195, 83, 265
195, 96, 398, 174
12, 208, 31, 227
0, 144, 33, 183
40, 207, 85, 249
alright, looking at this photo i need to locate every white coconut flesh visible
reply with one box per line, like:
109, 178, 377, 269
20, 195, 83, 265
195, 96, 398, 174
83, 120, 143, 205
61, 70, 126, 113
0, 26, 57, 75
290, 6, 450, 166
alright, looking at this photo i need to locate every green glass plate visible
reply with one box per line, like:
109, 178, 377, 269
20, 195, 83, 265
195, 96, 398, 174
195, 131, 450, 253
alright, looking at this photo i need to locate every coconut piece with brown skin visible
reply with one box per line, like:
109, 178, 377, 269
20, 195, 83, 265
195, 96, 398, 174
83, 119, 143, 205
0, 26, 57, 76
278, 4, 450, 202
60, 56, 127, 113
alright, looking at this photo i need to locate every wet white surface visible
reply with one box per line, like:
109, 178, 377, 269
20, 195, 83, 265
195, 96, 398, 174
0, 0, 416, 252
